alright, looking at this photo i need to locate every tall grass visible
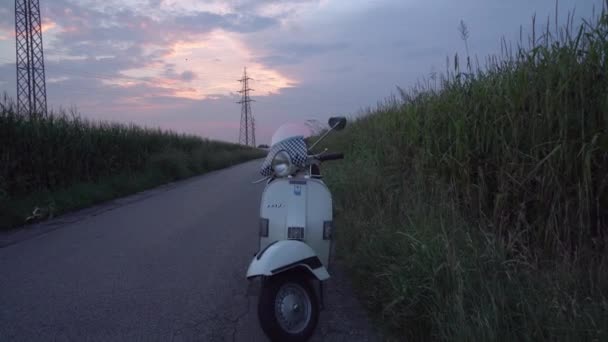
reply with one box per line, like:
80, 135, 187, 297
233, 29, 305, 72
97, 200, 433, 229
322, 5, 608, 341
0, 97, 264, 229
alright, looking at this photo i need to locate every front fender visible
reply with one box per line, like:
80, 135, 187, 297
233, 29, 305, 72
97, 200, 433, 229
247, 240, 330, 281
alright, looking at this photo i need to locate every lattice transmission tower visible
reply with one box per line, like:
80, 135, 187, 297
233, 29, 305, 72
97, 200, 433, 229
15, 0, 48, 117
237, 67, 255, 147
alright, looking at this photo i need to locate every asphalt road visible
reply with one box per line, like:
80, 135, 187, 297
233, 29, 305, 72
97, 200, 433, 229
0, 159, 378, 341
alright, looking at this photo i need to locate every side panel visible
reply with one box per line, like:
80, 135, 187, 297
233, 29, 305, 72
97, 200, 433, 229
304, 179, 332, 267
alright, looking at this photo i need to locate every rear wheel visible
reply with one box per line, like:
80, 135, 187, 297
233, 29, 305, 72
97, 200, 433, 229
258, 272, 319, 342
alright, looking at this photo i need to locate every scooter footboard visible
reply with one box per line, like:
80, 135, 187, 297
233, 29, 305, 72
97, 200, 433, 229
247, 240, 330, 281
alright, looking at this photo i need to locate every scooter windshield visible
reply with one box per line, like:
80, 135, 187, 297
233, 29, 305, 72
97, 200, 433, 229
260, 123, 313, 177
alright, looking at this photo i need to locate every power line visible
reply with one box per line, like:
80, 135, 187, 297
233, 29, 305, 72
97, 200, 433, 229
1, 55, 262, 111
0, 56, 245, 86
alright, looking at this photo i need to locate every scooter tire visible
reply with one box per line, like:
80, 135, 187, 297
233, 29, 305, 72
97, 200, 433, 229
258, 272, 319, 342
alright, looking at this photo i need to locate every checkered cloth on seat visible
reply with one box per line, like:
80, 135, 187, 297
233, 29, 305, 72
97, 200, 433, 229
260, 136, 308, 176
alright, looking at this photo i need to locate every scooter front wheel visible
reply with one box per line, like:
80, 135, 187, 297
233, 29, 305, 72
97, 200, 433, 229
258, 272, 319, 342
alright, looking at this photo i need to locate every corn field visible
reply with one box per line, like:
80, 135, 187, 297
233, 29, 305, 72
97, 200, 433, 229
0, 97, 263, 228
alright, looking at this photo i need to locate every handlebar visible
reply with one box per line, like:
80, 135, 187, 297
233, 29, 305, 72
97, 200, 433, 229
317, 152, 344, 162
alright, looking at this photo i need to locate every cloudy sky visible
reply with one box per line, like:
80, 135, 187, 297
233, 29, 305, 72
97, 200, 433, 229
0, 0, 601, 144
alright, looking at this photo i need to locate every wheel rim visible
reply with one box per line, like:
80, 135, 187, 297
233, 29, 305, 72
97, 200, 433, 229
274, 282, 312, 334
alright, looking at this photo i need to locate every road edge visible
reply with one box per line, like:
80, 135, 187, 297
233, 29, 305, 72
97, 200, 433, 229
0, 159, 264, 248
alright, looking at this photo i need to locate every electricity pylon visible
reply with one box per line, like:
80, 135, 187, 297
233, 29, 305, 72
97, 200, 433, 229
237, 67, 255, 147
15, 0, 48, 117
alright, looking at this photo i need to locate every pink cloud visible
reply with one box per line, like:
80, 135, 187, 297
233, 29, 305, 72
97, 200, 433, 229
118, 29, 297, 101
41, 20, 57, 33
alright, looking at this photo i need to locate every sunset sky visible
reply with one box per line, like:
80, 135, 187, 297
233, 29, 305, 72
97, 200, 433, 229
0, 0, 600, 143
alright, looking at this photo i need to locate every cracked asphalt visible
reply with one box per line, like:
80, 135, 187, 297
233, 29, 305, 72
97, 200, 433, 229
0, 160, 379, 341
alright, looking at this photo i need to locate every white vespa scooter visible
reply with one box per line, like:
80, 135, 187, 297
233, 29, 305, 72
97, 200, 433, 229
246, 117, 347, 341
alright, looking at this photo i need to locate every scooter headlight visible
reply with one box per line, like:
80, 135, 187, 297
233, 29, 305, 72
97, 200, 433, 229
272, 150, 294, 177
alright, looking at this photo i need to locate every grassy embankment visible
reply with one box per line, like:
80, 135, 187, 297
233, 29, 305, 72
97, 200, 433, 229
321, 8, 607, 341
0, 97, 264, 230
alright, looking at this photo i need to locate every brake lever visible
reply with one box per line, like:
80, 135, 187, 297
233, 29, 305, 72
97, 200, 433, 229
252, 176, 270, 184
316, 148, 329, 158
307, 148, 328, 164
